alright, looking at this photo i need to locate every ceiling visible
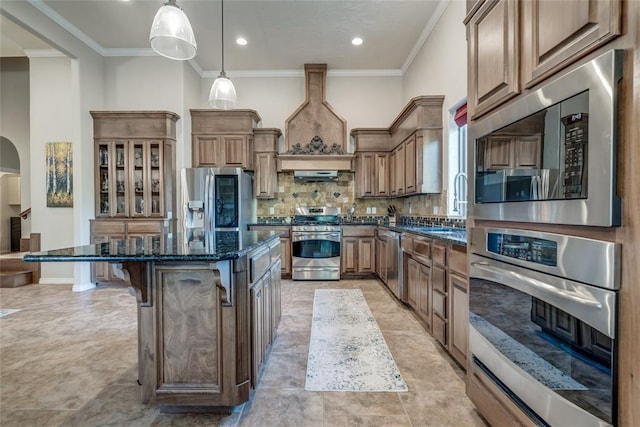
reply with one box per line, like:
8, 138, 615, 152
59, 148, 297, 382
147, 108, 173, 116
0, 0, 448, 75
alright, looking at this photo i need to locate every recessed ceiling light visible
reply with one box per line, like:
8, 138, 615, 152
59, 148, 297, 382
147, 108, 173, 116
236, 37, 248, 46
352, 37, 363, 46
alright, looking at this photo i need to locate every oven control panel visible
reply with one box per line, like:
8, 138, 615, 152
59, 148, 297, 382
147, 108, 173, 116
487, 233, 557, 267
562, 112, 588, 199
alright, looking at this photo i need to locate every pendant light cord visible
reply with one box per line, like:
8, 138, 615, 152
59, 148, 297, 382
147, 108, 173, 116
221, 0, 225, 74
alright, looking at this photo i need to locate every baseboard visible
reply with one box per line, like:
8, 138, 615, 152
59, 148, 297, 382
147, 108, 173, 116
38, 277, 74, 285
72, 282, 96, 292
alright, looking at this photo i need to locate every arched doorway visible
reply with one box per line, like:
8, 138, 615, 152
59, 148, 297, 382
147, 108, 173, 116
0, 137, 22, 253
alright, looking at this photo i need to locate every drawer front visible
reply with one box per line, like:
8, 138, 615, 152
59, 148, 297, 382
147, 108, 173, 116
401, 234, 414, 254
269, 239, 281, 261
449, 244, 468, 276
341, 226, 376, 237
250, 247, 271, 283
412, 237, 431, 265
126, 221, 164, 234
431, 242, 446, 267
432, 289, 447, 319
91, 221, 126, 234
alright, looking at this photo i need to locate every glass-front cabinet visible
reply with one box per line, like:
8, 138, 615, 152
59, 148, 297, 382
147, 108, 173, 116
97, 141, 128, 217
95, 140, 167, 218
130, 140, 164, 217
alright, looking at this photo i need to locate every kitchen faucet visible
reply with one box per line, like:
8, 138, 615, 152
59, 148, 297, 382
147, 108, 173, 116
453, 172, 468, 214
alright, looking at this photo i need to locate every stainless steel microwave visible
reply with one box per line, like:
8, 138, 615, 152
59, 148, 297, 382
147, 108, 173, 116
470, 50, 622, 227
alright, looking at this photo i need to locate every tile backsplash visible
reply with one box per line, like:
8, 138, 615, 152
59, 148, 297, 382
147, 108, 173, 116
256, 171, 454, 220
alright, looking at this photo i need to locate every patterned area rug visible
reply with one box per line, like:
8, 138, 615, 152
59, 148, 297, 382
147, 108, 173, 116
305, 289, 408, 392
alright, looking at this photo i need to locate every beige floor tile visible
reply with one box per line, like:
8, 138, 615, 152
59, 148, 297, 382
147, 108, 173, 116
0, 279, 484, 427
322, 392, 406, 416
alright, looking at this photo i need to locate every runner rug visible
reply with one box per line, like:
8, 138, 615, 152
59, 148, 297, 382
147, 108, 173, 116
304, 289, 408, 392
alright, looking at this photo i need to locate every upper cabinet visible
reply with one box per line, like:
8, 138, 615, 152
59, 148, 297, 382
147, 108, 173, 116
190, 110, 261, 169
253, 128, 282, 199
352, 96, 444, 198
465, 0, 621, 120
91, 111, 178, 219
467, 0, 520, 120
521, 0, 621, 88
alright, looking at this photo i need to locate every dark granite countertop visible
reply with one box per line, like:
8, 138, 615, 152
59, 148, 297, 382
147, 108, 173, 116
384, 224, 467, 246
24, 231, 282, 263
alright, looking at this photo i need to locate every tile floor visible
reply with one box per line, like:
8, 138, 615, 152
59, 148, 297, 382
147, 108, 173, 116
0, 279, 487, 426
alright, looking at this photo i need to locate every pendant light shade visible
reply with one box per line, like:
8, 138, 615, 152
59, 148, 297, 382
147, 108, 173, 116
208, 0, 238, 109
149, 0, 197, 60
209, 72, 238, 109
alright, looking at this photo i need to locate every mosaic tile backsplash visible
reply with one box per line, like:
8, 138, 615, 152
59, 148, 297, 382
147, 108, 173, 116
256, 172, 465, 228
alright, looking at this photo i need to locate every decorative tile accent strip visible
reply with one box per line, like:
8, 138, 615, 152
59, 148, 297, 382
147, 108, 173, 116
399, 215, 466, 229
305, 289, 408, 392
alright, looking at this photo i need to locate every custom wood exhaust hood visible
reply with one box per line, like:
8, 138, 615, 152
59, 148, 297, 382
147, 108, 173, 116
278, 64, 354, 171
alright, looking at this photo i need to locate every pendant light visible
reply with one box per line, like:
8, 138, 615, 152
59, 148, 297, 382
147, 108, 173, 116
149, 0, 197, 60
208, 0, 238, 109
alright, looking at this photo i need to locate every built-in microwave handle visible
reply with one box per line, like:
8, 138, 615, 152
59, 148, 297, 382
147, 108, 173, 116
470, 261, 603, 309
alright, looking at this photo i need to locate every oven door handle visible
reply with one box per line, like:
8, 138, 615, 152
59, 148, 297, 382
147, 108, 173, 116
471, 261, 603, 309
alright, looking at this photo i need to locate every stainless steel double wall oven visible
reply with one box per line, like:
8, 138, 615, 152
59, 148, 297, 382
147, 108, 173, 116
291, 207, 341, 281
468, 50, 623, 427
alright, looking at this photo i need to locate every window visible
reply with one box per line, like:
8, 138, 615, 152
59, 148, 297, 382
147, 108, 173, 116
448, 102, 468, 217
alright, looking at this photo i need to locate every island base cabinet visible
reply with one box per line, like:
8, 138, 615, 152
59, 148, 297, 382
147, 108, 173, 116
135, 261, 251, 407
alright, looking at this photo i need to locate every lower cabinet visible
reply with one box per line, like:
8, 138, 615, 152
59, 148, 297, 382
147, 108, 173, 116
448, 244, 468, 368
249, 241, 281, 388
402, 232, 469, 369
90, 219, 173, 284
248, 225, 291, 279
341, 226, 376, 277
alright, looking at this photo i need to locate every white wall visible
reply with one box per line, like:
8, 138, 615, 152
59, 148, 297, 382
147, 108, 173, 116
203, 74, 404, 138
29, 56, 74, 280
403, 0, 468, 212
0, 58, 31, 237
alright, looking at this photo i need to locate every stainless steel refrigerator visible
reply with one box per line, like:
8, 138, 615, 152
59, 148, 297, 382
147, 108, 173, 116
181, 168, 256, 233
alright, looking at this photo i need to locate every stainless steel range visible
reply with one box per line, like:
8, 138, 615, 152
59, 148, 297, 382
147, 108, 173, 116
291, 207, 341, 281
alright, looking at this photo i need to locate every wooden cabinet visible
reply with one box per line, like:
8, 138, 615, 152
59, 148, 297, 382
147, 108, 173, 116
92, 111, 177, 219
521, 0, 621, 88
355, 152, 389, 198
248, 225, 291, 278
466, 0, 621, 119
249, 241, 281, 388
341, 226, 376, 277
392, 144, 405, 196
484, 135, 541, 170
253, 128, 282, 199
467, 0, 520, 119
90, 219, 173, 284
404, 135, 416, 194
448, 244, 468, 367
193, 134, 253, 169
190, 109, 261, 169
91, 111, 178, 285
402, 231, 468, 367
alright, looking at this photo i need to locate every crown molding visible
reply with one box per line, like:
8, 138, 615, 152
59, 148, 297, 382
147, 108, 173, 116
23, 49, 66, 58
27, 0, 104, 55
401, 0, 451, 74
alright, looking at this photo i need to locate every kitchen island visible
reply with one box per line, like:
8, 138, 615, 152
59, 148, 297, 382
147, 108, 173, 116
24, 230, 282, 409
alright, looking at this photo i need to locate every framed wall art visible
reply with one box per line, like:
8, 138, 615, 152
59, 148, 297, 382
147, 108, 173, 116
46, 142, 73, 207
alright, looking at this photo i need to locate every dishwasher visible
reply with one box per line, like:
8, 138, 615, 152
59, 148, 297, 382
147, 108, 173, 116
380, 229, 403, 301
